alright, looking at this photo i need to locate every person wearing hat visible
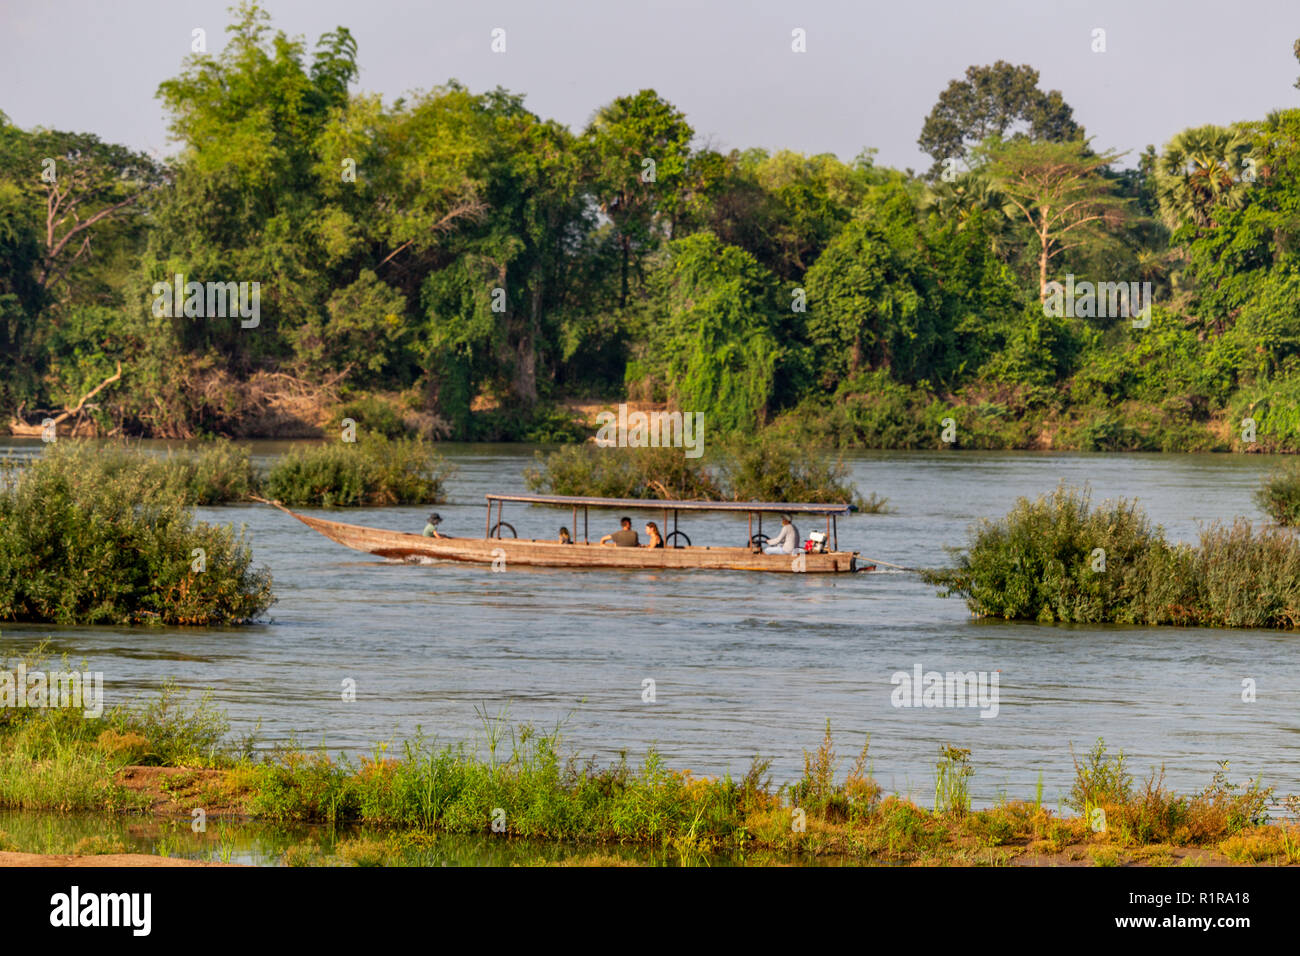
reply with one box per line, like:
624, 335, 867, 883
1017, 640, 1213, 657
763, 514, 800, 554
423, 512, 448, 538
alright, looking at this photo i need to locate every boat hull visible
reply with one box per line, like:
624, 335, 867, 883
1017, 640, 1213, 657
288, 510, 864, 573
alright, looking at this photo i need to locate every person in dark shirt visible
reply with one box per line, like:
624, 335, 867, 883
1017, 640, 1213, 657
644, 522, 665, 548
599, 516, 639, 547
558, 527, 573, 544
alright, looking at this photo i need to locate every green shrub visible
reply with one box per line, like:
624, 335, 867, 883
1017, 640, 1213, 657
718, 437, 882, 510
922, 485, 1171, 624
332, 396, 413, 439
771, 371, 933, 449
159, 440, 258, 504
1230, 375, 1300, 452
924, 483, 1300, 629
1254, 462, 1300, 525
0, 443, 273, 625
472, 403, 588, 443
524, 444, 723, 500
1068, 738, 1132, 813
524, 435, 883, 508
262, 435, 454, 507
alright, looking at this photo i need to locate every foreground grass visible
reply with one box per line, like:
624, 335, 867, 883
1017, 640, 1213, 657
3, 657, 1297, 866
923, 483, 1300, 629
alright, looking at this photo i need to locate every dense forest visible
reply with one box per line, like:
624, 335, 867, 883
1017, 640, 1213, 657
4, 4, 1300, 452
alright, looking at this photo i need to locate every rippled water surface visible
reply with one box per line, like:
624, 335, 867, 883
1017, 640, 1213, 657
4, 440, 1298, 809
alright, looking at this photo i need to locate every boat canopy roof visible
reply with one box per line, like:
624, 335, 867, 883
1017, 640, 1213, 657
485, 493, 853, 516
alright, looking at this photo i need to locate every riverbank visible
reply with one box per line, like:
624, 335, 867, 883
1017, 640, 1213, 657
3, 674, 1298, 867
1, 757, 1294, 867
0, 850, 233, 867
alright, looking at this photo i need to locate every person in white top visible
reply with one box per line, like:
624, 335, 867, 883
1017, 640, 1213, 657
763, 515, 801, 554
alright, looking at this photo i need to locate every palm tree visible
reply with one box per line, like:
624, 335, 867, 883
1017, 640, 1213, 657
921, 171, 1016, 255
1155, 125, 1253, 233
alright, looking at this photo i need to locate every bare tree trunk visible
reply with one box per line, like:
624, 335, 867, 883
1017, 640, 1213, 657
1039, 234, 1050, 300
512, 280, 540, 405
8, 361, 122, 435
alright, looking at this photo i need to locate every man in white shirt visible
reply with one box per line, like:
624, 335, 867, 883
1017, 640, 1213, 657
763, 515, 801, 554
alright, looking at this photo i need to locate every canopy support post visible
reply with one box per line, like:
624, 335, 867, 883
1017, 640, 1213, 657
832, 515, 838, 552
748, 512, 752, 548
485, 500, 491, 539
571, 505, 577, 543
584, 507, 588, 544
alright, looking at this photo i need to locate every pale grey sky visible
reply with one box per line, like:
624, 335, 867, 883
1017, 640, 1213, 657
2, 0, 1298, 171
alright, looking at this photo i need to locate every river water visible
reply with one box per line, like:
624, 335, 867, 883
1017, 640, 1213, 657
3, 440, 1298, 812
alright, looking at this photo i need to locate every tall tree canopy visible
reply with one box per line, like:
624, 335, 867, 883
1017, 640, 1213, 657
985, 139, 1127, 297
918, 61, 1083, 178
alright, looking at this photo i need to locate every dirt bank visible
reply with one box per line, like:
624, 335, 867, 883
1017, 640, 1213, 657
0, 850, 238, 867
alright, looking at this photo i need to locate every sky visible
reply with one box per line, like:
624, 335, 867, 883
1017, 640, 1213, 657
2, 0, 1298, 172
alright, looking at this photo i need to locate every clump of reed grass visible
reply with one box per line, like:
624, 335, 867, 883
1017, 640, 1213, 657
1, 648, 232, 771
261, 434, 454, 507
1254, 462, 1300, 526
923, 483, 1300, 629
717, 438, 883, 512
10, 440, 258, 505
159, 439, 258, 505
524, 444, 723, 500
0, 443, 273, 625
525, 435, 885, 510
934, 745, 973, 816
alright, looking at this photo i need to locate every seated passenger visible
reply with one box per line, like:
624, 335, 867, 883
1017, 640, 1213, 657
422, 513, 448, 538
558, 526, 573, 544
644, 522, 665, 548
599, 517, 639, 547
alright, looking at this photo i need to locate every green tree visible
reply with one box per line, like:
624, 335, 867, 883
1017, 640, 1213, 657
1155, 125, 1253, 234
985, 139, 1127, 297
582, 90, 695, 307
804, 211, 947, 386
151, 2, 361, 370
0, 117, 160, 421
918, 61, 1083, 177
647, 233, 782, 432
1181, 110, 1300, 336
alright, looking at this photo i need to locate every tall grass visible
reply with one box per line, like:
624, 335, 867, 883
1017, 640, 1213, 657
934, 746, 973, 816
524, 445, 723, 500
3, 440, 257, 505
923, 483, 1300, 629
0, 648, 229, 810
717, 438, 884, 511
159, 440, 259, 504
0, 443, 273, 625
262, 434, 454, 507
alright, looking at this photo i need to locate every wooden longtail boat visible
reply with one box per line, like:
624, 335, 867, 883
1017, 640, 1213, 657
259, 493, 870, 574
